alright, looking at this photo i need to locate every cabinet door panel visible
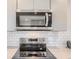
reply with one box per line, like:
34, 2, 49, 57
7, 0, 16, 31
51, 0, 67, 31
18, 0, 33, 10
34, 0, 50, 10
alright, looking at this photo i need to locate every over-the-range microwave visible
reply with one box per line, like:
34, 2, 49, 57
16, 12, 52, 31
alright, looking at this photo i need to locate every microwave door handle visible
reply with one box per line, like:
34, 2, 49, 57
45, 13, 48, 26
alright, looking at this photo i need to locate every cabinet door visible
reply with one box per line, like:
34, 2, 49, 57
34, 0, 50, 10
51, 0, 67, 31
7, 0, 16, 31
18, 0, 34, 10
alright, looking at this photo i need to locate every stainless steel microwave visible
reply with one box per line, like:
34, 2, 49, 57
16, 12, 52, 31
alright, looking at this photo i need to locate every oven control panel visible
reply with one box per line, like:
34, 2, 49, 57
20, 38, 47, 44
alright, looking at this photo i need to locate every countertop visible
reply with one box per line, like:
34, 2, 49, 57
8, 48, 71, 59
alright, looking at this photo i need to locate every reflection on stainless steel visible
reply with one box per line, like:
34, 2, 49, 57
19, 16, 45, 26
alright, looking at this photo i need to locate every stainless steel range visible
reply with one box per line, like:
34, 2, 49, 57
19, 38, 47, 57
12, 38, 56, 59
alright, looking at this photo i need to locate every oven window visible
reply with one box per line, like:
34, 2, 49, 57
19, 15, 46, 27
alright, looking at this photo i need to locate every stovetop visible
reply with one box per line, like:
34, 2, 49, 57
12, 49, 56, 59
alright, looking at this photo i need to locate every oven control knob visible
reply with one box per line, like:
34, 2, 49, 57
48, 14, 51, 16
44, 53, 46, 56
24, 53, 26, 56
40, 48, 42, 50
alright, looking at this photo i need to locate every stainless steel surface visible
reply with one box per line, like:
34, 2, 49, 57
16, 9, 51, 12
46, 13, 48, 26
20, 44, 46, 51
16, 12, 52, 31
20, 38, 46, 44
20, 38, 47, 57
16, 27, 53, 31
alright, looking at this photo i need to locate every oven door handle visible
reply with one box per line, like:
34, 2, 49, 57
45, 13, 48, 26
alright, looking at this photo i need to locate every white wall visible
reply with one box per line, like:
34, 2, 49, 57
7, 0, 16, 31
57, 0, 71, 47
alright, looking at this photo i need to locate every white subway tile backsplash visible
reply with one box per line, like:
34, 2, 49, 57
7, 31, 70, 48
7, 31, 58, 47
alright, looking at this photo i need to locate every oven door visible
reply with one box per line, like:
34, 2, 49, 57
19, 15, 46, 27
20, 44, 46, 51
16, 12, 46, 27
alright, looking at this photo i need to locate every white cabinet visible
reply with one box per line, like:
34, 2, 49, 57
51, 0, 67, 31
7, 0, 16, 31
34, 0, 50, 10
17, 0, 50, 11
17, 0, 34, 10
